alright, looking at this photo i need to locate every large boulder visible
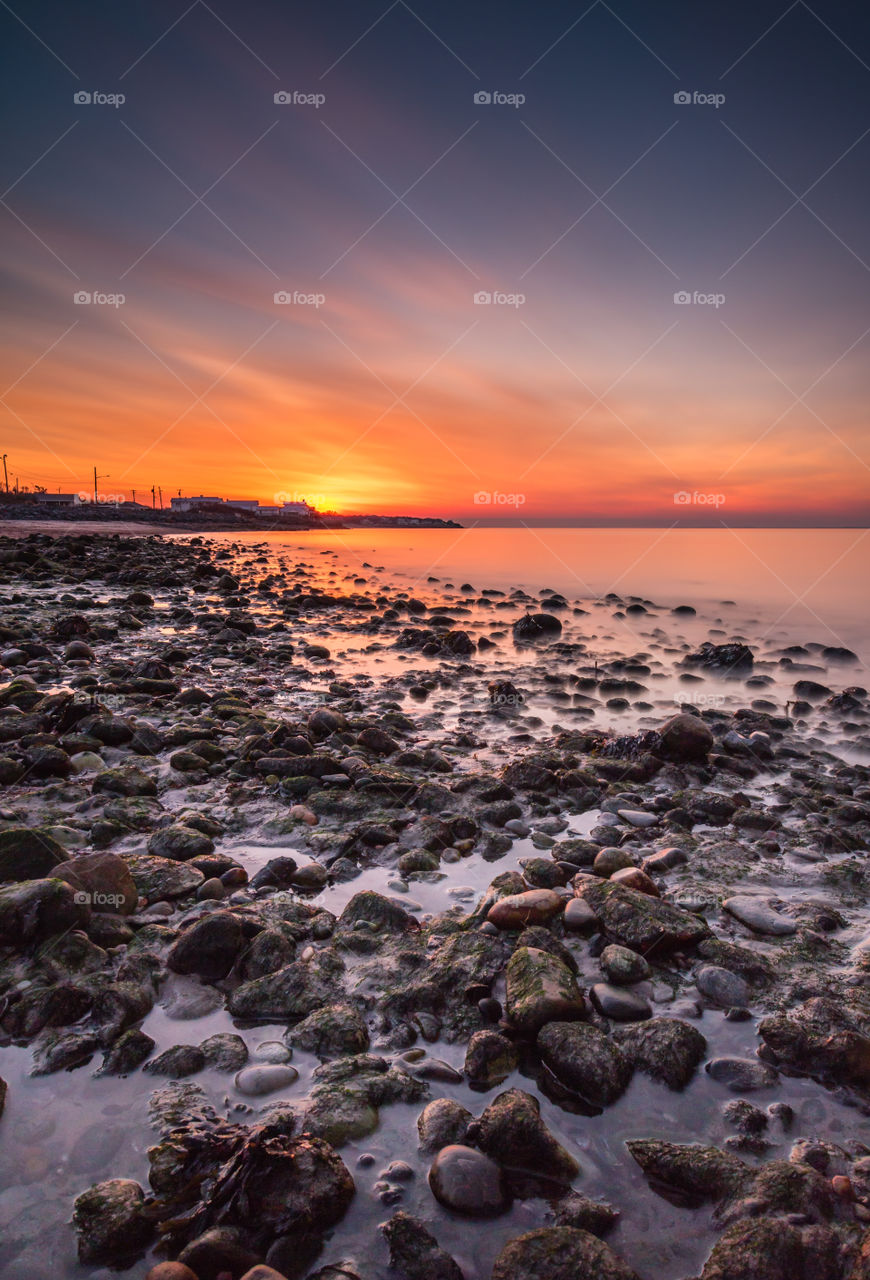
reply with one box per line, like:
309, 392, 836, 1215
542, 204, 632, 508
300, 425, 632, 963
538, 1022, 633, 1107
614, 1018, 707, 1090
167, 912, 245, 980
228, 953, 343, 1020
0, 827, 66, 882
53, 851, 138, 916
473, 1088, 579, 1184
505, 947, 586, 1035
700, 1218, 841, 1280
0, 877, 90, 946
657, 713, 714, 763
577, 880, 710, 956
491, 1227, 639, 1280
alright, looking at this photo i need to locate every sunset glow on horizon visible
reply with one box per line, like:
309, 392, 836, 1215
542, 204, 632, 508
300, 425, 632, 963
2, 0, 868, 523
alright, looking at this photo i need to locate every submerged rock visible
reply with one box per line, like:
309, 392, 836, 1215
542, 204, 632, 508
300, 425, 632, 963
474, 1088, 579, 1184
428, 1144, 509, 1217
491, 1227, 639, 1280
73, 1178, 154, 1265
381, 1210, 464, 1280
538, 1022, 633, 1107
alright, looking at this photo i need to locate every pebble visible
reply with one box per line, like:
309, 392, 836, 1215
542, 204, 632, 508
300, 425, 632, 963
723, 896, 797, 936
428, 1144, 509, 1216
705, 1057, 779, 1091
234, 1064, 299, 1096
618, 809, 658, 828
563, 898, 597, 932
590, 982, 652, 1021
600, 944, 651, 985
695, 965, 751, 1009
592, 848, 636, 877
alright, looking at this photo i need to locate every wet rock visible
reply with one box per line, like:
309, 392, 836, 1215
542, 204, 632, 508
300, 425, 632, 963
593, 847, 636, 877
513, 613, 563, 641
706, 1057, 780, 1091
339, 890, 418, 934
228, 952, 344, 1021
505, 946, 586, 1035
627, 1140, 746, 1205
464, 1030, 519, 1090
474, 1088, 579, 1184
723, 896, 797, 936
417, 1098, 473, 1150
685, 642, 753, 671
759, 997, 870, 1088
538, 1022, 633, 1107
167, 911, 245, 980
487, 888, 565, 930
615, 1018, 707, 1090
176, 1228, 261, 1280
381, 1210, 464, 1280
0, 877, 89, 945
200, 1032, 249, 1072
0, 826, 65, 882
145, 1265, 199, 1280
238, 928, 297, 981
92, 766, 157, 796
235, 1064, 299, 1096
428, 1144, 509, 1216
696, 965, 751, 1009
125, 855, 205, 901
600, 945, 650, 985
143, 1045, 206, 1077
589, 984, 649, 1025
147, 824, 216, 861
97, 1029, 156, 1076
577, 880, 710, 956
54, 851, 138, 915
608, 866, 659, 896
700, 1218, 841, 1280
550, 1192, 619, 1237
563, 898, 597, 932
657, 713, 714, 762
491, 1227, 639, 1280
73, 1178, 154, 1265
287, 1003, 370, 1058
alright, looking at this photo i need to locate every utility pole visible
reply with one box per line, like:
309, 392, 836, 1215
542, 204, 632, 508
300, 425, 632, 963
93, 466, 109, 505
158, 486, 163, 510
1, 454, 8, 493
132, 489, 136, 505
151, 485, 156, 508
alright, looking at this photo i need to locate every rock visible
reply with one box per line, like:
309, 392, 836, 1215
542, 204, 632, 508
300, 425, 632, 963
658, 713, 714, 762
92, 766, 157, 796
238, 928, 297, 981
428, 1144, 509, 1216
538, 1022, 633, 1107
381, 1210, 464, 1280
615, 1018, 707, 1090
464, 1030, 518, 1090
617, 809, 658, 828
563, 898, 597, 932
759, 997, 870, 1088
0, 1074, 6, 1119
200, 1032, 249, 1072
243, 1268, 296, 1280
234, 1064, 299, 1096
167, 911, 245, 980
505, 947, 586, 1035
339, 890, 418, 934
143, 1045, 206, 1077
608, 867, 659, 897
125, 854, 205, 901
491, 1227, 639, 1280
292, 862, 329, 891
147, 824, 215, 861
600, 944, 650, 985
593, 847, 636, 877
0, 826, 65, 882
513, 613, 563, 640
308, 706, 349, 739
696, 965, 751, 1009
177, 1228, 261, 1280
474, 1088, 579, 1183
551, 1192, 619, 1237
590, 982, 651, 1021
417, 1098, 473, 1150
706, 1058, 779, 1091
723, 896, 797, 936
487, 889, 565, 930
685, 642, 753, 671
73, 1178, 154, 1264
577, 880, 710, 956
228, 953, 343, 1020
700, 1218, 841, 1280
97, 1029, 156, 1076
0, 877, 89, 945
145, 1265, 199, 1280
53, 851, 138, 915
287, 1004, 370, 1058
627, 1140, 746, 1204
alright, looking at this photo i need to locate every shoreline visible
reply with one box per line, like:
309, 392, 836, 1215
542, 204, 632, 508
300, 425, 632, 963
0, 532, 868, 1280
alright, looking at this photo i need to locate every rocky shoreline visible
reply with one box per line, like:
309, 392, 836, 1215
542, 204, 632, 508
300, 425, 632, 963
0, 530, 869, 1280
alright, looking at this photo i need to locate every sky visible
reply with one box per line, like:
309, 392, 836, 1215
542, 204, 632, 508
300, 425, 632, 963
1, 0, 869, 524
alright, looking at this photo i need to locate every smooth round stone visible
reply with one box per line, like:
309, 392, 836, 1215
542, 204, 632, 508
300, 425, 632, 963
643, 847, 688, 873
563, 898, 597, 933
723, 896, 797, 936
590, 982, 652, 1021
706, 1057, 779, 1091
617, 809, 658, 828
600, 944, 651, 985
162, 984, 223, 1020
291, 863, 329, 891
196, 877, 226, 900
253, 1041, 292, 1063
69, 751, 106, 774
487, 889, 565, 930
428, 1144, 509, 1217
696, 965, 750, 1009
593, 847, 636, 877
234, 1064, 299, 1096
145, 1265, 199, 1280
609, 866, 660, 897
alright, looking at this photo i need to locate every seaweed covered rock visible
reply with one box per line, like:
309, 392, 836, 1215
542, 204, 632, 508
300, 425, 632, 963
759, 997, 870, 1090
700, 1218, 841, 1280
538, 1022, 633, 1107
73, 1178, 154, 1265
0, 827, 66, 882
381, 1210, 464, 1280
576, 880, 710, 956
505, 947, 586, 1035
614, 1018, 708, 1091
491, 1227, 639, 1280
286, 1003, 370, 1058
473, 1088, 579, 1185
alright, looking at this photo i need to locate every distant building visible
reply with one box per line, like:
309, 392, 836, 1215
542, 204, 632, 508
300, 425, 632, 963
225, 499, 259, 510
282, 501, 312, 515
169, 496, 223, 512
34, 492, 77, 506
